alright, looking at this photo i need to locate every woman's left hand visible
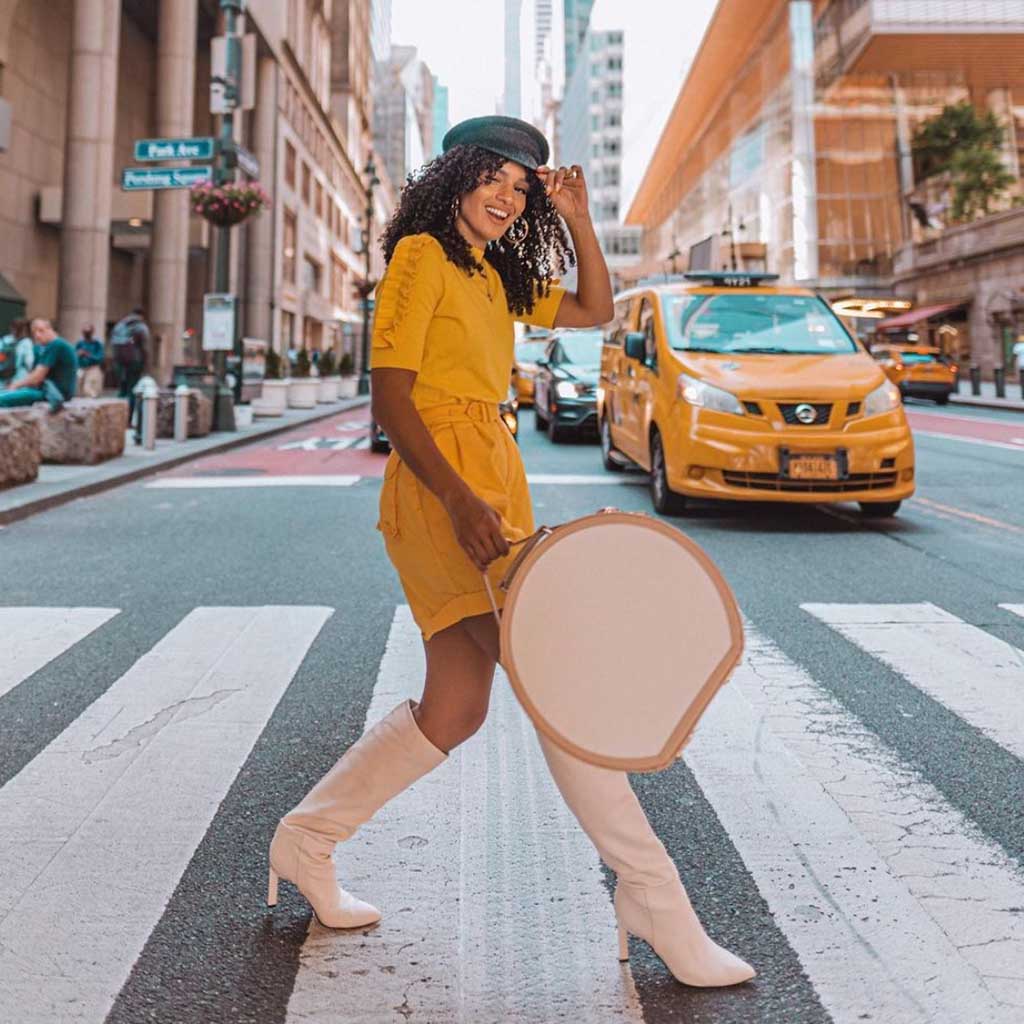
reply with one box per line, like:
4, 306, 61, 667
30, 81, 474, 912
536, 165, 589, 225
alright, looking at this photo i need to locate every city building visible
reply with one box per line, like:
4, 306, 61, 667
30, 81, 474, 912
503, 0, 564, 144
431, 77, 450, 159
560, 24, 641, 283
502, 0, 523, 118
626, 0, 1024, 375
373, 44, 434, 189
0, 0, 393, 383
563, 0, 595, 83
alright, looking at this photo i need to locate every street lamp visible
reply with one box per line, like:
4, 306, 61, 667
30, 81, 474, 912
358, 154, 380, 396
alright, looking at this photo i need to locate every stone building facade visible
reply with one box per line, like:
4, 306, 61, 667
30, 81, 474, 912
0, 0, 393, 382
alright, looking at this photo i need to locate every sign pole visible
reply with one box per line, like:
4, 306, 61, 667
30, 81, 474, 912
211, 0, 244, 426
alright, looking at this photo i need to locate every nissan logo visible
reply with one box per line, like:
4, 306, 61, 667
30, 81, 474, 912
795, 403, 818, 424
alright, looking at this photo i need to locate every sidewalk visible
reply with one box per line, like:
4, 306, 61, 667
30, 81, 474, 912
949, 380, 1024, 413
0, 395, 370, 526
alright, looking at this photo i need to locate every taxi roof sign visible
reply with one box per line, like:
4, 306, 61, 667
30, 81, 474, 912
683, 272, 781, 287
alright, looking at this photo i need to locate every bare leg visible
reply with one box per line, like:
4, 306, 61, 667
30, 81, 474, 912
414, 613, 499, 753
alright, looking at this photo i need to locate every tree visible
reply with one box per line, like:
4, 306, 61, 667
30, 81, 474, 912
950, 146, 1016, 221
912, 102, 1005, 180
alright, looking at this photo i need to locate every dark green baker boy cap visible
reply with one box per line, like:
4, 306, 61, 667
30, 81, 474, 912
442, 116, 550, 171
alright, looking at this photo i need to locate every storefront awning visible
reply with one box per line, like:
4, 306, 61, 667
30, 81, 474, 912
877, 302, 966, 330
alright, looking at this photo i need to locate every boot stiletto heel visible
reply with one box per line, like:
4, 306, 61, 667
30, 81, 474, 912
267, 867, 279, 907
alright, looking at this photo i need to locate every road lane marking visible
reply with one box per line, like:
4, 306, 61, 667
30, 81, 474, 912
286, 607, 644, 1024
1000, 605, 1024, 622
686, 624, 1024, 1022
0, 606, 332, 1024
802, 603, 1024, 761
0, 608, 119, 701
913, 429, 1024, 453
145, 475, 361, 488
526, 473, 647, 485
911, 497, 1024, 535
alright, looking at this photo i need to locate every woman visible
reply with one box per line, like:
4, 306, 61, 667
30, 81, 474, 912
268, 116, 754, 989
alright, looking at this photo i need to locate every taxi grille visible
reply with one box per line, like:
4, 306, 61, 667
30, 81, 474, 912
722, 471, 899, 493
778, 402, 833, 425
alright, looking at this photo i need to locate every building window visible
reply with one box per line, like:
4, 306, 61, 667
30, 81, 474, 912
607, 82, 622, 98
331, 255, 346, 307
592, 114, 601, 130
280, 310, 295, 351
607, 111, 621, 128
302, 255, 323, 294
283, 208, 297, 284
285, 140, 296, 189
302, 162, 311, 204
591, 89, 601, 103
315, 179, 324, 220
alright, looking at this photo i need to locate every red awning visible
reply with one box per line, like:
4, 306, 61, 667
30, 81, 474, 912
877, 302, 966, 330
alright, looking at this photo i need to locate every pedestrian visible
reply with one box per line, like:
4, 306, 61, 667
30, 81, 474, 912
267, 115, 755, 989
110, 307, 149, 420
0, 317, 77, 411
0, 317, 36, 385
1012, 336, 1024, 376
75, 323, 105, 398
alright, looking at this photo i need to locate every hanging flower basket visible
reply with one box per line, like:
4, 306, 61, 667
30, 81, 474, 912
190, 181, 271, 228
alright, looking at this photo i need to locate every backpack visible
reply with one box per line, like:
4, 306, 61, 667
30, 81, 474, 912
0, 337, 15, 382
111, 317, 143, 366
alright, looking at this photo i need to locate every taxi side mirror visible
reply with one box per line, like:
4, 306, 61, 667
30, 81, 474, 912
536, 356, 549, 367
624, 332, 646, 361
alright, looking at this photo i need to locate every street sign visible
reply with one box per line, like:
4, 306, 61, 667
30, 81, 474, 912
121, 166, 213, 191
234, 144, 260, 178
134, 137, 217, 161
203, 293, 237, 352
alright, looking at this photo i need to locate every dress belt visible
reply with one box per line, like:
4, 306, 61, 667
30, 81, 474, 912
417, 400, 501, 427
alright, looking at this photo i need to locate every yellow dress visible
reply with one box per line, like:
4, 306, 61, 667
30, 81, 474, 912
371, 232, 565, 640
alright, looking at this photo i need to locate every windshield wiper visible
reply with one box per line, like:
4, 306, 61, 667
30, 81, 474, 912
674, 345, 726, 353
726, 346, 797, 354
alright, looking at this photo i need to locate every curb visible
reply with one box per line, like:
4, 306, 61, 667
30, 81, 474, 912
0, 397, 371, 528
949, 396, 1024, 414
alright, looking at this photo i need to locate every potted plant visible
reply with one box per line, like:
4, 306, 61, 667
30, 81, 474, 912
254, 346, 288, 417
338, 351, 359, 398
316, 349, 340, 402
190, 181, 272, 228
287, 347, 318, 408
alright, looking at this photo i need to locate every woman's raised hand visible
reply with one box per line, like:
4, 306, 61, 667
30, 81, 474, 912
536, 164, 589, 224
443, 486, 511, 572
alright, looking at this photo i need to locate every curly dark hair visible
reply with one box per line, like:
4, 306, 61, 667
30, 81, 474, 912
379, 144, 576, 317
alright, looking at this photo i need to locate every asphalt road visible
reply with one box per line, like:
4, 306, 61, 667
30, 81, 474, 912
2, 397, 1022, 1024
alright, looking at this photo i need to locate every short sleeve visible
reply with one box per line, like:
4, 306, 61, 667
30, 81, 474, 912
371, 234, 445, 373
516, 281, 566, 329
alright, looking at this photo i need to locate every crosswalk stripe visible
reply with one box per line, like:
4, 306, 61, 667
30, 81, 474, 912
802, 602, 1024, 761
0, 605, 332, 1024
527, 473, 646, 485
0, 607, 119, 700
285, 607, 644, 1023
1000, 604, 1024, 621
145, 475, 361, 488
686, 624, 1024, 1023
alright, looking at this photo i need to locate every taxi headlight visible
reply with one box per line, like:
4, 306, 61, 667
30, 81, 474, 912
676, 373, 745, 415
555, 380, 579, 398
863, 379, 902, 417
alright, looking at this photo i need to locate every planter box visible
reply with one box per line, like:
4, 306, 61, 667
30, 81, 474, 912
338, 376, 359, 399
317, 376, 340, 403
288, 378, 319, 409
234, 404, 254, 427
253, 379, 289, 417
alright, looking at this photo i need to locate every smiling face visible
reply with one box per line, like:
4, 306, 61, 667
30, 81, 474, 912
455, 160, 530, 250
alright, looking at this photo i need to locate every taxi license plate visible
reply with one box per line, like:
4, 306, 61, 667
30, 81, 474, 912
788, 455, 839, 480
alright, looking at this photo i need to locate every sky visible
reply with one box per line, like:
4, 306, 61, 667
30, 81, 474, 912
391, 0, 718, 216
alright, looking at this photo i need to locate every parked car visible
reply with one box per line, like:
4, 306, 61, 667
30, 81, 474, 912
512, 334, 552, 406
598, 272, 915, 519
532, 329, 603, 442
871, 344, 957, 405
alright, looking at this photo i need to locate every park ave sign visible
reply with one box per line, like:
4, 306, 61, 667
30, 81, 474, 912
134, 137, 217, 161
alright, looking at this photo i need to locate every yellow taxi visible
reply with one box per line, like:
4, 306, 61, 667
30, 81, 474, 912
870, 344, 957, 405
511, 333, 553, 406
598, 272, 915, 518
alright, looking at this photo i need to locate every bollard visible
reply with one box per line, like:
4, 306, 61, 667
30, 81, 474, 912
174, 384, 190, 442
1019, 367, 1024, 398
969, 365, 981, 396
994, 366, 1006, 399
141, 378, 159, 450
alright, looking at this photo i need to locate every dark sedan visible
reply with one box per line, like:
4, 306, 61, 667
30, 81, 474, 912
532, 329, 603, 442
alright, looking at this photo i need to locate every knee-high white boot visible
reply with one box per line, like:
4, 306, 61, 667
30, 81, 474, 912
537, 734, 755, 987
268, 699, 447, 928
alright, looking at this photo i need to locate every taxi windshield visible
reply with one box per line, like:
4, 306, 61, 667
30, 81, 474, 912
665, 294, 857, 355
516, 340, 548, 362
558, 331, 604, 366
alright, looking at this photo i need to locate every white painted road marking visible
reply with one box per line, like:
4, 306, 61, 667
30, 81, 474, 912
1, 607, 119, 700
913, 430, 1024, 454
0, 606, 332, 1024
285, 607, 644, 1024
802, 602, 1024, 761
145, 475, 361, 488
278, 436, 365, 451
527, 473, 647, 485
686, 624, 1024, 1023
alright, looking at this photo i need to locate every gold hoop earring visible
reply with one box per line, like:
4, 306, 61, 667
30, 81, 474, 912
506, 217, 529, 248
451, 196, 461, 220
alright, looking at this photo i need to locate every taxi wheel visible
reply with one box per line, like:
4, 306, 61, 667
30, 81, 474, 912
650, 430, 688, 516
548, 414, 570, 443
859, 500, 901, 519
600, 416, 624, 472
935, 394, 950, 405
